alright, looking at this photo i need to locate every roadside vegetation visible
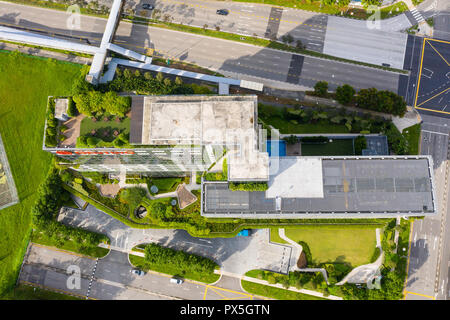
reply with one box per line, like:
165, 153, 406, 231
0, 50, 81, 297
129, 243, 220, 284
2, 284, 83, 300
241, 280, 326, 300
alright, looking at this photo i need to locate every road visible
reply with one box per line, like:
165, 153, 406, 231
19, 243, 263, 300
0, 1, 405, 92
405, 114, 449, 300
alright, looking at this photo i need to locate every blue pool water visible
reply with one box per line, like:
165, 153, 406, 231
266, 140, 286, 157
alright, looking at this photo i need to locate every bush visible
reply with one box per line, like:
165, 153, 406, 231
229, 182, 268, 191
314, 81, 328, 97
335, 84, 355, 105
66, 97, 78, 117
354, 135, 367, 155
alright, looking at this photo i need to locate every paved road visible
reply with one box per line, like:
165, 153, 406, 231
57, 203, 292, 275
19, 244, 262, 300
405, 114, 449, 300
0, 1, 404, 92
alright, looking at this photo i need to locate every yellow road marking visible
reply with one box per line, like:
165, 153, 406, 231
208, 286, 228, 299
426, 40, 450, 66
415, 106, 450, 115
416, 87, 450, 108
404, 290, 435, 300
203, 286, 208, 300
414, 37, 426, 109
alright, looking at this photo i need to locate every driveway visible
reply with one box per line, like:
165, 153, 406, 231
57, 203, 292, 275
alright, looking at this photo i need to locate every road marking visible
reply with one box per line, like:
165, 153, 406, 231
404, 290, 436, 299
421, 130, 449, 136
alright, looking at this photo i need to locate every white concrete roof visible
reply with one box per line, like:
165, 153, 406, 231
266, 157, 324, 198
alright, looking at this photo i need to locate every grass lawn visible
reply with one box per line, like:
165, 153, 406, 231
3, 283, 83, 300
241, 280, 326, 300
271, 225, 378, 267
80, 116, 130, 140
129, 252, 220, 284
301, 139, 355, 156
262, 116, 350, 134
150, 177, 183, 194
30, 231, 110, 259
402, 123, 421, 155
0, 50, 82, 297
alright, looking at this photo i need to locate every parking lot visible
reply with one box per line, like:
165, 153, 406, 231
19, 244, 263, 300
414, 38, 450, 116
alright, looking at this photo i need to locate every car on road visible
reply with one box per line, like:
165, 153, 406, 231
130, 269, 145, 276
216, 9, 229, 15
142, 4, 154, 10
170, 278, 184, 284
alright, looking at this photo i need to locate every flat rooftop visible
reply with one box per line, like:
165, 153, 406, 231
202, 156, 437, 218
131, 95, 258, 145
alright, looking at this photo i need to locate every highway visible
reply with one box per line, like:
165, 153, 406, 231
0, 1, 404, 92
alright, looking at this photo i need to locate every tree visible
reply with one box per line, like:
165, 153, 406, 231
150, 201, 169, 221
335, 84, 355, 104
314, 81, 328, 97
354, 135, 367, 155
156, 72, 164, 82
66, 97, 78, 117
144, 72, 152, 80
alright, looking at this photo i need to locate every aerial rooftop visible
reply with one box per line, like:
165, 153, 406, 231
131, 95, 258, 145
202, 156, 437, 218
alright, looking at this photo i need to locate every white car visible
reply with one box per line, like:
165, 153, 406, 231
170, 278, 183, 284
130, 269, 145, 276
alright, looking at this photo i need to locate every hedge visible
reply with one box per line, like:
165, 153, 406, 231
229, 182, 268, 191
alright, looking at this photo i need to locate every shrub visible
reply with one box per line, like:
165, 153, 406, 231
66, 97, 78, 117
314, 81, 328, 97
301, 136, 328, 144
335, 84, 355, 105
229, 182, 268, 191
354, 135, 367, 155
119, 187, 147, 210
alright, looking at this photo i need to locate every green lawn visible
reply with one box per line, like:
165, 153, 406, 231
0, 50, 82, 297
241, 280, 326, 300
30, 231, 110, 259
271, 225, 378, 267
301, 139, 354, 156
3, 284, 83, 300
129, 252, 220, 284
402, 123, 421, 155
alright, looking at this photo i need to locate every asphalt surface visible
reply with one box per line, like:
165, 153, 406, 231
0, 1, 404, 92
57, 203, 292, 275
405, 114, 449, 300
20, 244, 262, 300
413, 38, 450, 114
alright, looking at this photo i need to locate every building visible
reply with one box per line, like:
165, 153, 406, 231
45, 94, 437, 218
45, 95, 268, 178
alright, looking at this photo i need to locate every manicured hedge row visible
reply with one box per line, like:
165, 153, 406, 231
229, 182, 268, 191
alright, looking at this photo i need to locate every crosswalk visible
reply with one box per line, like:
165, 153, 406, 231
411, 7, 425, 23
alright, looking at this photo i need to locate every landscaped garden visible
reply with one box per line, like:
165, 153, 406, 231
0, 50, 82, 297
270, 225, 378, 267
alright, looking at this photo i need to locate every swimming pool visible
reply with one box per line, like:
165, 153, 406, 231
266, 140, 286, 157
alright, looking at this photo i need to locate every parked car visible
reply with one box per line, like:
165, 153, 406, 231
170, 278, 184, 284
216, 9, 229, 15
130, 269, 145, 276
237, 229, 250, 236
142, 4, 155, 10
